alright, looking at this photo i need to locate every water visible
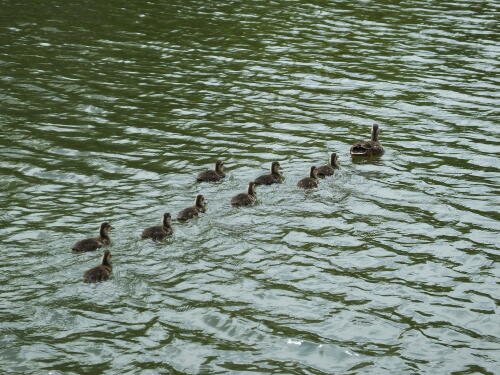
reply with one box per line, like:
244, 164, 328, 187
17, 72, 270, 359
1, 0, 499, 374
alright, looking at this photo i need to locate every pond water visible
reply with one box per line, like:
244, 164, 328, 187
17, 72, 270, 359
1, 1, 499, 374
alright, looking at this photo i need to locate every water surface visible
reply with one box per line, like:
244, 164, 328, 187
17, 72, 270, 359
1, 1, 499, 374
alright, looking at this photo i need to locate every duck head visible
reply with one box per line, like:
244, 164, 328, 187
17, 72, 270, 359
247, 182, 256, 196
100, 222, 112, 236
371, 124, 380, 142
102, 250, 112, 267
330, 153, 338, 166
310, 166, 318, 179
271, 161, 282, 175
163, 213, 172, 226
195, 194, 206, 211
215, 160, 224, 174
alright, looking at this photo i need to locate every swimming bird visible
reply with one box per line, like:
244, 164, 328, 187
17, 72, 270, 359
72, 222, 112, 252
177, 195, 206, 221
317, 153, 338, 177
83, 250, 112, 283
196, 160, 225, 182
231, 182, 256, 206
297, 166, 319, 189
254, 161, 283, 185
350, 124, 384, 157
141, 213, 173, 240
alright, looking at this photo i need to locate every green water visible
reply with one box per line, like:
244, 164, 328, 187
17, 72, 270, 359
1, 1, 499, 374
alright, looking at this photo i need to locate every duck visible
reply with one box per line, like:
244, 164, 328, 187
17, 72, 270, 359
350, 124, 384, 157
141, 213, 173, 240
254, 161, 283, 185
317, 153, 338, 177
196, 160, 225, 182
231, 182, 257, 206
83, 250, 112, 283
72, 222, 112, 252
177, 195, 206, 221
297, 166, 319, 189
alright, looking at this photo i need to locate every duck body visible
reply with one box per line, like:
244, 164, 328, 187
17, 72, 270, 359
177, 195, 206, 221
72, 222, 112, 252
297, 178, 318, 189
350, 140, 383, 157
72, 238, 105, 252
142, 213, 173, 241
297, 166, 319, 189
83, 250, 112, 283
254, 174, 281, 185
350, 124, 384, 157
317, 153, 338, 178
231, 193, 256, 206
254, 161, 283, 186
197, 161, 225, 182
316, 165, 335, 177
231, 182, 256, 207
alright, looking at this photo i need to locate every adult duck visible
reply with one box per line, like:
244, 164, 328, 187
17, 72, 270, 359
350, 124, 384, 157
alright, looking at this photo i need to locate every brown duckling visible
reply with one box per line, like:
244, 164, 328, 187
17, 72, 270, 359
177, 194, 206, 221
231, 182, 257, 207
254, 161, 283, 185
350, 124, 384, 157
72, 222, 112, 252
297, 166, 319, 189
317, 153, 339, 178
83, 250, 112, 283
196, 160, 225, 182
141, 213, 173, 240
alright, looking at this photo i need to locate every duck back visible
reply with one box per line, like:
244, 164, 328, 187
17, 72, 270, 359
297, 177, 318, 189
177, 207, 200, 221
231, 193, 256, 206
72, 237, 102, 252
83, 265, 112, 283
197, 170, 225, 182
316, 165, 335, 177
350, 140, 383, 156
141, 225, 172, 240
254, 173, 281, 185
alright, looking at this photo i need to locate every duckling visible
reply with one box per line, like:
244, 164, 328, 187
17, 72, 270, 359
297, 166, 319, 189
177, 195, 206, 221
350, 124, 384, 157
254, 161, 283, 185
231, 182, 257, 206
317, 153, 339, 178
141, 213, 173, 240
72, 222, 112, 252
83, 250, 112, 283
196, 160, 225, 182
